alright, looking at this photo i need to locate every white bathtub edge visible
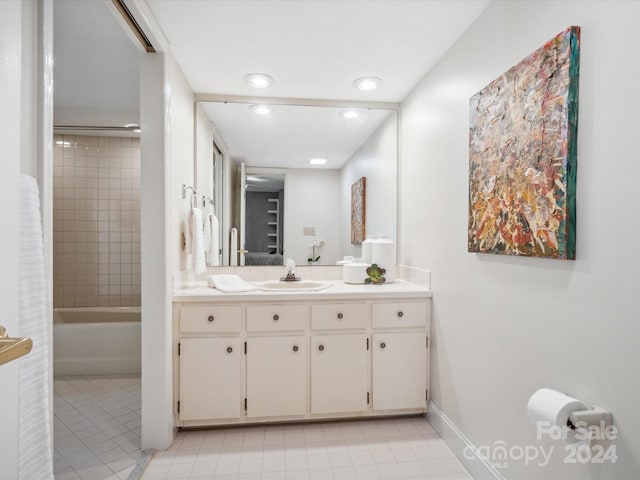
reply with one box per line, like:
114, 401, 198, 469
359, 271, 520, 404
54, 356, 141, 376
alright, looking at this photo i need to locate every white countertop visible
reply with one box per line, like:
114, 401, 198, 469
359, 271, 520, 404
173, 279, 432, 303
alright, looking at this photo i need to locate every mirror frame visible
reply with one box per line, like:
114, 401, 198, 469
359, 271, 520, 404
193, 94, 401, 267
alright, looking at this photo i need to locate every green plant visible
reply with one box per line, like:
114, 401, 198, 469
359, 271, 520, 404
365, 263, 386, 284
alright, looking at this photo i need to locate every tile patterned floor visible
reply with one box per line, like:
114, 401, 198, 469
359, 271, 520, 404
54, 375, 142, 480
141, 416, 474, 480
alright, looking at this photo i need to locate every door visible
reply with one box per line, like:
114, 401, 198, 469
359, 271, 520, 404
179, 337, 242, 421
311, 334, 368, 414
246, 336, 306, 417
372, 333, 427, 410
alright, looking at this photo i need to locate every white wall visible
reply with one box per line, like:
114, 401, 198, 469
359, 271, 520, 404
169, 56, 195, 273
285, 169, 341, 266
140, 53, 173, 451
140, 51, 195, 450
0, 1, 25, 476
340, 112, 398, 258
0, 1, 53, 477
400, 1, 640, 478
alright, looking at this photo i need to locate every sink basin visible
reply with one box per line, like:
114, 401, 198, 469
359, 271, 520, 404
256, 281, 332, 292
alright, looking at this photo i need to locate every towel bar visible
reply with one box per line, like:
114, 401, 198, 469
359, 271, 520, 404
0, 325, 33, 366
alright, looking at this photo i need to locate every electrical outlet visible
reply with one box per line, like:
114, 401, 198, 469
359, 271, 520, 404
303, 227, 316, 236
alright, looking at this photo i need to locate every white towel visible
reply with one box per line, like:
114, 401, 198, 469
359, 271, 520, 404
19, 175, 54, 479
191, 208, 206, 275
203, 212, 212, 253
208, 213, 220, 267
207, 274, 255, 293
230, 227, 238, 266
183, 210, 193, 254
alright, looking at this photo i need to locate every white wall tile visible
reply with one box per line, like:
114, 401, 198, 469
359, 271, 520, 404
53, 135, 141, 307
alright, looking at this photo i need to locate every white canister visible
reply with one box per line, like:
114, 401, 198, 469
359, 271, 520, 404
371, 235, 396, 283
342, 262, 370, 284
361, 235, 375, 264
336, 256, 354, 266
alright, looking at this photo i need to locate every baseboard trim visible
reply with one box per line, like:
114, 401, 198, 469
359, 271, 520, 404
426, 400, 506, 480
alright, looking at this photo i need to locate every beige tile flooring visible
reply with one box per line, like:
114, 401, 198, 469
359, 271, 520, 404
141, 416, 474, 480
53, 375, 142, 480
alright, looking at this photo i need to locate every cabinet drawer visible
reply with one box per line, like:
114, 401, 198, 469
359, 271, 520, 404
311, 303, 369, 330
247, 304, 307, 332
372, 302, 427, 329
180, 305, 242, 333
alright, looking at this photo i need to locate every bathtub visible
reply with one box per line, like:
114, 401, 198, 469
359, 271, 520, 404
53, 307, 141, 376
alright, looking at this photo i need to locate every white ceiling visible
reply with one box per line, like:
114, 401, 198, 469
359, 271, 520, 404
147, 0, 489, 102
53, 0, 489, 166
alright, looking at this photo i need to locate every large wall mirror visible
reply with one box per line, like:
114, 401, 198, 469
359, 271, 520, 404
195, 99, 398, 267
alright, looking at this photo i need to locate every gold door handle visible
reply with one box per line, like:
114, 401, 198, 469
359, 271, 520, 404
0, 325, 33, 366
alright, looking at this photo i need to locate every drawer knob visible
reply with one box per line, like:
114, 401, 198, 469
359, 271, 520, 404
293, 345, 299, 352
226, 346, 233, 353
208, 315, 215, 322
380, 342, 386, 349
337, 313, 343, 319
318, 344, 325, 351
273, 314, 279, 321
397, 311, 404, 318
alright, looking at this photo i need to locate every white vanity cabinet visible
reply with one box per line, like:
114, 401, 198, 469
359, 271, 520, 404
177, 305, 243, 421
179, 337, 243, 421
309, 303, 370, 414
245, 304, 307, 418
174, 285, 431, 428
372, 302, 429, 411
310, 333, 368, 414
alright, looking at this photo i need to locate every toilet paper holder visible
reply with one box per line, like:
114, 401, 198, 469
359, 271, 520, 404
568, 406, 613, 430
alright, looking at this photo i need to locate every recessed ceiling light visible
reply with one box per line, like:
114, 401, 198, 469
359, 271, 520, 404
339, 109, 360, 120
353, 76, 383, 91
244, 73, 274, 89
250, 104, 272, 116
308, 157, 328, 165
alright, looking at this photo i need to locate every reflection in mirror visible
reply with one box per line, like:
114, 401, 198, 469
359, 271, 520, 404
195, 102, 397, 266
244, 172, 285, 265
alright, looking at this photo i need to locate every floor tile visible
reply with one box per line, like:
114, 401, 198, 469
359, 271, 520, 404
54, 374, 142, 480
140, 417, 473, 480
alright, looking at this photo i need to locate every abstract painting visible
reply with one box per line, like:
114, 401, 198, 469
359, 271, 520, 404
468, 26, 580, 260
351, 177, 366, 245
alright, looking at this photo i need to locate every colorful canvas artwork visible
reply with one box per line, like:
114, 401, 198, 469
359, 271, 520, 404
351, 177, 366, 245
468, 26, 580, 260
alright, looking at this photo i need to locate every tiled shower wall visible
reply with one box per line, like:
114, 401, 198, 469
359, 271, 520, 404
53, 135, 141, 308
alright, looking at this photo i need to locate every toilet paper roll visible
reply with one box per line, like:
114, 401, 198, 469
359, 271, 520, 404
527, 388, 587, 427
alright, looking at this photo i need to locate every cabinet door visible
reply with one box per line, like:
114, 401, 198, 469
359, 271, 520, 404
246, 336, 306, 418
179, 337, 242, 421
311, 334, 368, 414
372, 333, 427, 411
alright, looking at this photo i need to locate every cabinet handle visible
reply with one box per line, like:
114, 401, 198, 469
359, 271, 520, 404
226, 347, 233, 353
397, 311, 404, 318
318, 344, 325, 351
337, 313, 343, 319
380, 342, 386, 349
208, 315, 214, 322
273, 314, 279, 321
293, 345, 299, 352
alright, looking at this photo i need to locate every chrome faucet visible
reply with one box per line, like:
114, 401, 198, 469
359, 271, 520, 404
281, 258, 301, 281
